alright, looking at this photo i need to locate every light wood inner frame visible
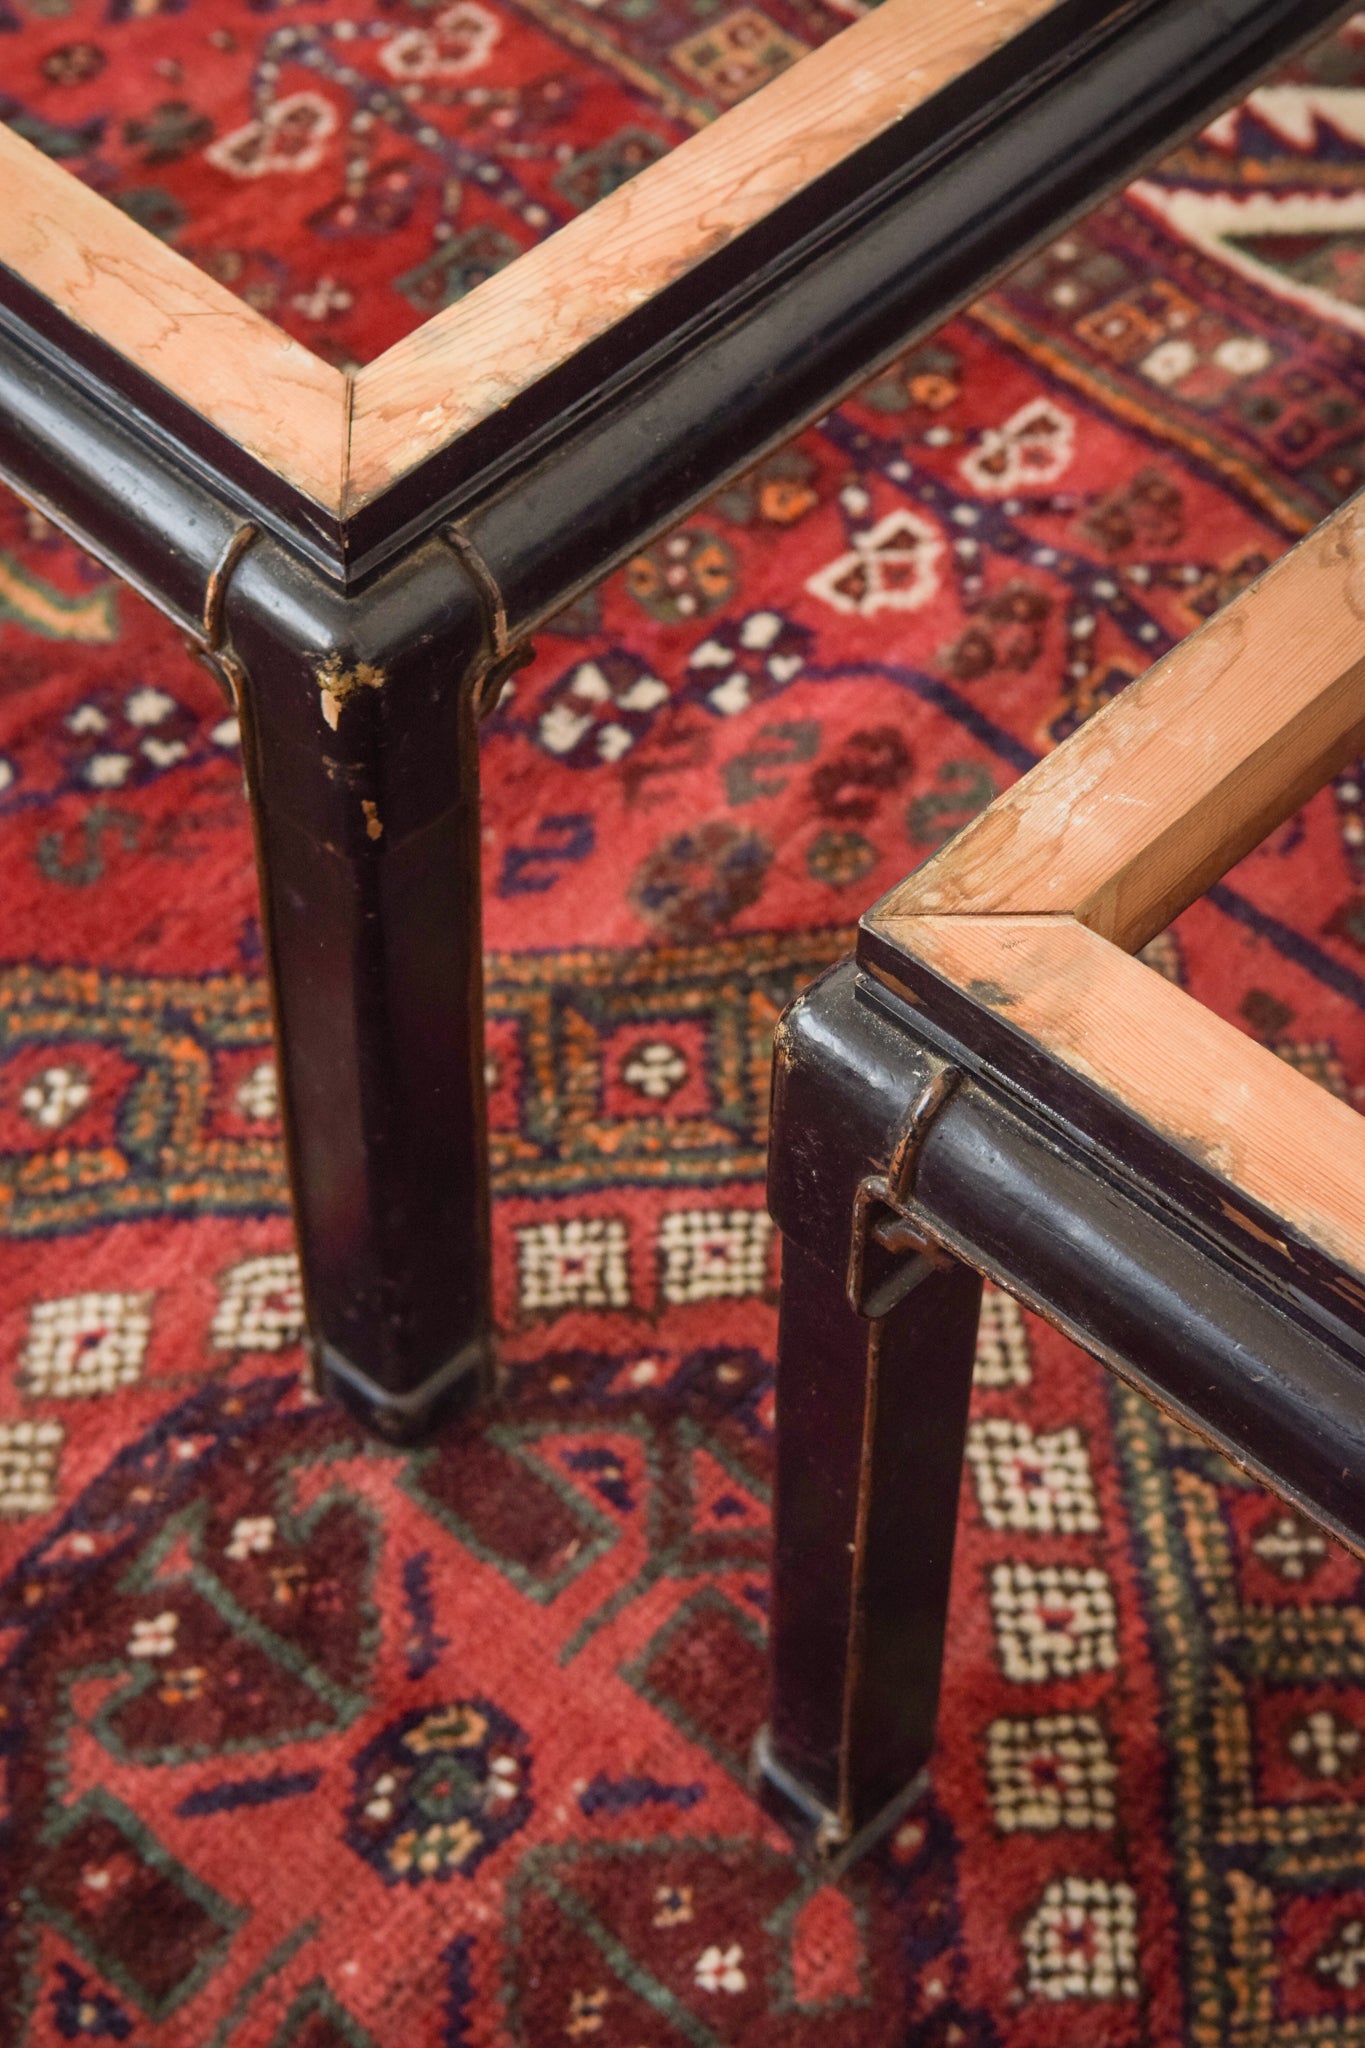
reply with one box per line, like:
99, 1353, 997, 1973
10, 0, 1364, 1269
866, 489, 1365, 1284
0, 0, 1059, 518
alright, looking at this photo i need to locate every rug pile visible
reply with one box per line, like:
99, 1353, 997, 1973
4, 4, 1365, 2040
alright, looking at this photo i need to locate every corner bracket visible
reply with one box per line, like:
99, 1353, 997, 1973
845, 1055, 960, 1318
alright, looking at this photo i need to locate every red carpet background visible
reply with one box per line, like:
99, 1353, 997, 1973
4, 4, 1365, 2042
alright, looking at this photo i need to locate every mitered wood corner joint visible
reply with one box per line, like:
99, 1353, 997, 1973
860, 485, 1365, 1293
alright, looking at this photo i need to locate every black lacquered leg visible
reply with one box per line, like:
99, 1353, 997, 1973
759, 1232, 981, 1859
224, 538, 495, 1441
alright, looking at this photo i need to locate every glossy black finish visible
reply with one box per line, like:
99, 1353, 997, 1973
0, 315, 246, 637
223, 537, 495, 1439
0, 290, 346, 577
0, 0, 1347, 1440
0, 0, 1349, 595
761, 1233, 980, 1854
0, 308, 505, 1433
765, 961, 1365, 1851
774, 963, 1365, 1548
444, 0, 1354, 624
856, 920, 1365, 1360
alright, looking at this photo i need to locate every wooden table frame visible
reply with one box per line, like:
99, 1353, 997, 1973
761, 489, 1365, 1864
0, 0, 1346, 1437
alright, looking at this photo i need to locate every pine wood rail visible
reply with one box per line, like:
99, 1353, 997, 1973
0, 124, 349, 510
0, 0, 1060, 518
343, 0, 1059, 507
0, 0, 1339, 1436
866, 489, 1365, 1285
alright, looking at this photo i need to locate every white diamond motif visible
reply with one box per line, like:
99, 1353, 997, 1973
212, 1254, 304, 1352
1023, 1877, 1139, 2000
657, 1209, 772, 1304
985, 1714, 1117, 1832
966, 1418, 1099, 1534
974, 1286, 1032, 1387
1251, 1512, 1328, 1582
19, 1065, 92, 1131
516, 1218, 631, 1313
622, 1041, 688, 1101
22, 1293, 153, 1399
989, 1562, 1118, 1682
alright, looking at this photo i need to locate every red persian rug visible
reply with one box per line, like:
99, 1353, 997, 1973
5, 4, 1365, 2042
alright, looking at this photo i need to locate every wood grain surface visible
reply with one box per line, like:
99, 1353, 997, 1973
873, 914, 1365, 1288
0, 123, 348, 511
2, 0, 1059, 510
346, 0, 1062, 506
876, 490, 1365, 952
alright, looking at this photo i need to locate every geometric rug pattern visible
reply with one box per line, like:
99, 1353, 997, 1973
6, 6, 1365, 2040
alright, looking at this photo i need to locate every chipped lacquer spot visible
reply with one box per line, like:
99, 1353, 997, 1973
315, 658, 385, 731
